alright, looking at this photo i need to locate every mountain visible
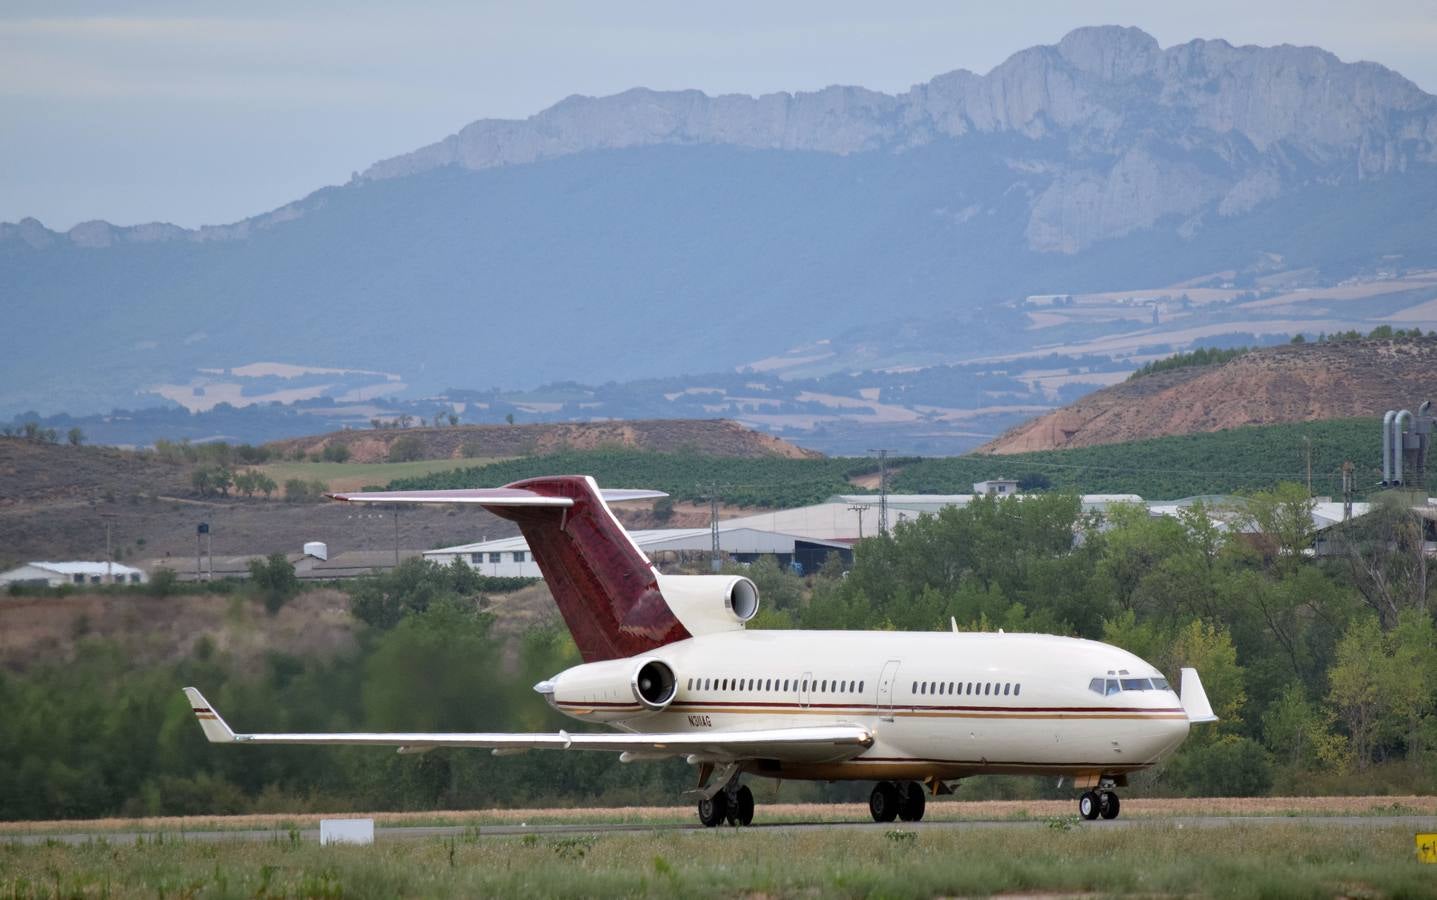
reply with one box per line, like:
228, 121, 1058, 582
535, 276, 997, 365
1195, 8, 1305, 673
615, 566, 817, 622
980, 337, 1437, 453
6, 26, 1437, 421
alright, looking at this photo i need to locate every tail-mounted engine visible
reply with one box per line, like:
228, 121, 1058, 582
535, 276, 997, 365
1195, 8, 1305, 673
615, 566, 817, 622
655, 574, 760, 635
541, 656, 678, 723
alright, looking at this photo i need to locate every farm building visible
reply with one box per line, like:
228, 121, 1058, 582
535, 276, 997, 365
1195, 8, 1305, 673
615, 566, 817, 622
426, 527, 853, 577
0, 561, 147, 588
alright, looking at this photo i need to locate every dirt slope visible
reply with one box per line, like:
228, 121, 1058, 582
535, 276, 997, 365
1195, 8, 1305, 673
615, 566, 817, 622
981, 339, 1437, 453
270, 419, 820, 462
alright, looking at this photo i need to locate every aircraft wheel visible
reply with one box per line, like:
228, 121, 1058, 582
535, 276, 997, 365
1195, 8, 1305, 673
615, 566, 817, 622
897, 782, 926, 822
869, 781, 900, 822
1078, 790, 1100, 821
1099, 791, 1120, 820
698, 791, 728, 828
733, 785, 755, 826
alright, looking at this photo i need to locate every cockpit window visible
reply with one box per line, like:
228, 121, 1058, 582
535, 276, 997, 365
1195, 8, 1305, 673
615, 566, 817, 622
1151, 676, 1170, 690
1105, 679, 1120, 696
1120, 678, 1151, 691
1088, 677, 1104, 695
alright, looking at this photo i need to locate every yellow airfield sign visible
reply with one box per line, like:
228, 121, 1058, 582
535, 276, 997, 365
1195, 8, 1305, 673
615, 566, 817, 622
1418, 833, 1437, 864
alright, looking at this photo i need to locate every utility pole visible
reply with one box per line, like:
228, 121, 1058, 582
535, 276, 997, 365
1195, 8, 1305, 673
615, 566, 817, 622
103, 515, 114, 583
709, 486, 721, 572
1303, 436, 1313, 495
867, 449, 890, 536
196, 522, 208, 582
848, 504, 870, 540
1342, 461, 1354, 521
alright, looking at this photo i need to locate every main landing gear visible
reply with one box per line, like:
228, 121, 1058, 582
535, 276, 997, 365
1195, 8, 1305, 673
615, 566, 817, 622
868, 781, 926, 823
698, 781, 755, 827
1078, 789, 1120, 820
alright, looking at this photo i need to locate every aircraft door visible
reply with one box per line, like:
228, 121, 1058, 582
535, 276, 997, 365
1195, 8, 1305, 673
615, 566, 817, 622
877, 659, 901, 722
799, 671, 813, 709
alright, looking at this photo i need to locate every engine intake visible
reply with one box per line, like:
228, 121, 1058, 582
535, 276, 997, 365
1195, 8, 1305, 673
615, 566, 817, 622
632, 659, 677, 710
726, 577, 760, 622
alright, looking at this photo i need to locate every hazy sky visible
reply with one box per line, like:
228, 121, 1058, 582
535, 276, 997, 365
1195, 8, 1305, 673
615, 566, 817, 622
5, 1, 1437, 230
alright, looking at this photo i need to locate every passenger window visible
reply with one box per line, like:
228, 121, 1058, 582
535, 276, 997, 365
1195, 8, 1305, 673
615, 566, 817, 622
912, 681, 918, 693
802, 679, 808, 691
1004, 683, 1011, 695
859, 681, 864, 693
1015, 684, 1021, 696
984, 683, 991, 695
948, 682, 954, 694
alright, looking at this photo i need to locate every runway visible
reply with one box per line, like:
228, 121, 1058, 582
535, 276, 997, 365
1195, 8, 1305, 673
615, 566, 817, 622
9, 814, 1437, 846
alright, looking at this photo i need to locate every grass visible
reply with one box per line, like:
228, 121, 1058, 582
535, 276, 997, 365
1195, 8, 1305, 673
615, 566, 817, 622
2, 822, 1432, 897
255, 458, 505, 493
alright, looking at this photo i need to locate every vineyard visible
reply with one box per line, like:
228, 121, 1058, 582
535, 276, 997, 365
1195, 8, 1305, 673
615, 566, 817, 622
894, 418, 1411, 500
387, 450, 887, 508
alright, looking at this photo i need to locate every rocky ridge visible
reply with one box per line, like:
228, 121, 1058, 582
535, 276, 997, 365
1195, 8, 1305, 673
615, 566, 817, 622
6, 26, 1436, 254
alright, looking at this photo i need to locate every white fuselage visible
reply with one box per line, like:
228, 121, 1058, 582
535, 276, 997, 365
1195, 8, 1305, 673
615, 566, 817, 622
547, 630, 1191, 782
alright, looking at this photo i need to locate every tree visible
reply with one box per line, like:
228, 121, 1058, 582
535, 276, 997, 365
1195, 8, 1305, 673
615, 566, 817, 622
255, 473, 278, 500
247, 552, 299, 614
66, 427, 85, 446
321, 443, 351, 463
388, 435, 424, 462
1329, 493, 1432, 630
1241, 482, 1315, 574
233, 470, 258, 498
446, 412, 459, 426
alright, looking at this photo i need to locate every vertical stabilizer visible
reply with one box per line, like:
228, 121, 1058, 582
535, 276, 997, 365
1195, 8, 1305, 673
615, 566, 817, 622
486, 476, 691, 661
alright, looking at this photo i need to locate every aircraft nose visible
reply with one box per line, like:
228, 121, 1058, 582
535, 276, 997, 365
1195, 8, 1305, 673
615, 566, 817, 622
1145, 715, 1190, 760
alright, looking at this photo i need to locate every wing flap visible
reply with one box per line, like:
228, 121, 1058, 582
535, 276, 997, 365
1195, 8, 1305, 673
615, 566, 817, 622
184, 688, 870, 763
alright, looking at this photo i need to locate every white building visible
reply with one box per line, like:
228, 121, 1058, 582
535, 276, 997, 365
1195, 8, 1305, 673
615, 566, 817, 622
427, 527, 853, 577
973, 479, 1020, 496
0, 561, 147, 588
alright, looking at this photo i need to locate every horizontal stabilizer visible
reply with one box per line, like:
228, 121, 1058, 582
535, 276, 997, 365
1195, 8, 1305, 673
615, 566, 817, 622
181, 688, 871, 763
327, 487, 666, 506
1179, 668, 1219, 724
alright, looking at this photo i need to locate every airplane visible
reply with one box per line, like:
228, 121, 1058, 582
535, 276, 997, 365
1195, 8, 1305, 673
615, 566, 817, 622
184, 475, 1217, 826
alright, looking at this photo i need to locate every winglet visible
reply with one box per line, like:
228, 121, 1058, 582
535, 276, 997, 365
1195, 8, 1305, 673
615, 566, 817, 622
183, 687, 237, 743
1179, 668, 1219, 724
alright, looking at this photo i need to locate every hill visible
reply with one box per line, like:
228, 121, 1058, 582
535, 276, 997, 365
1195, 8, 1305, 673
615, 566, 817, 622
981, 338, 1437, 453
268, 419, 820, 463
898, 417, 1413, 499
6, 26, 1437, 418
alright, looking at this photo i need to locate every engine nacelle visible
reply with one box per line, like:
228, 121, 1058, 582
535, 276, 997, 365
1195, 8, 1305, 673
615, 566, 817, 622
656, 573, 760, 635
541, 657, 677, 723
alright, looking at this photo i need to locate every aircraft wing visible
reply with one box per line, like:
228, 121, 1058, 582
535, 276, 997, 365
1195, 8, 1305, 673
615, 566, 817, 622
184, 688, 871, 764
326, 487, 666, 506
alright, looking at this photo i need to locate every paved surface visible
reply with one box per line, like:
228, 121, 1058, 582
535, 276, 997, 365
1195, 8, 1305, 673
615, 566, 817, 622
8, 815, 1437, 846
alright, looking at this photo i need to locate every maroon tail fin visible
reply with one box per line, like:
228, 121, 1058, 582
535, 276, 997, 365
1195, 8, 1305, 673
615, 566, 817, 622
487, 476, 690, 662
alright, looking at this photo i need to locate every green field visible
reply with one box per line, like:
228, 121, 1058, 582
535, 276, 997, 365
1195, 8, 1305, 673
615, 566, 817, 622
894, 417, 1433, 500
257, 457, 506, 492
387, 450, 887, 508
3, 823, 1431, 898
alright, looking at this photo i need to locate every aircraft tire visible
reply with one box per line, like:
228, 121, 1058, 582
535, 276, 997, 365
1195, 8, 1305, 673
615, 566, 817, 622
733, 785, 755, 826
1078, 791, 1100, 820
1099, 791, 1120, 820
897, 782, 926, 822
698, 791, 728, 828
869, 781, 900, 822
